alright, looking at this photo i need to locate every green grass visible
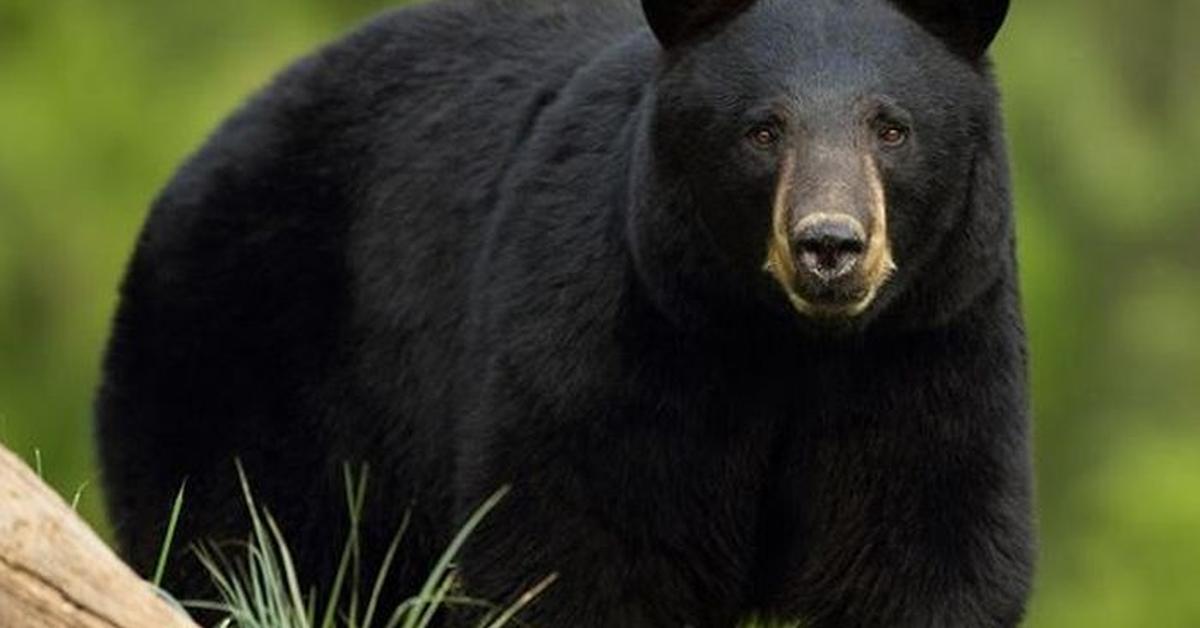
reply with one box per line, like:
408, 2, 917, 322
162, 464, 547, 628
153, 481, 186, 588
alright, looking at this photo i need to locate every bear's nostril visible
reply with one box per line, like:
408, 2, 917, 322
795, 220, 866, 281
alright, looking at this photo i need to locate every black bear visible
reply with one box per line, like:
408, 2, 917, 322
97, 0, 1035, 626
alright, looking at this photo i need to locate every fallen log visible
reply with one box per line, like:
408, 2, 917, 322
0, 444, 197, 627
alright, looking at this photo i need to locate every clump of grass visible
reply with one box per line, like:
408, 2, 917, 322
165, 463, 551, 628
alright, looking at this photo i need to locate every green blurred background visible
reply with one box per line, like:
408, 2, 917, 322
1, 1, 1197, 625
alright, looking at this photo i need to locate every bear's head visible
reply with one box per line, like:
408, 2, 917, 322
628, 0, 1013, 334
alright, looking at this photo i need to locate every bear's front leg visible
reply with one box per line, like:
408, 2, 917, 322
452, 482, 741, 628
450, 365, 764, 628
786, 439, 1035, 628
774, 305, 1036, 627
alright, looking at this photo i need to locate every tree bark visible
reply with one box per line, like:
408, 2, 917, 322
0, 444, 198, 627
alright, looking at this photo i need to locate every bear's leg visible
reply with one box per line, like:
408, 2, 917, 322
449, 372, 762, 628
780, 456, 1033, 628
451, 483, 748, 628
770, 304, 1035, 627
788, 477, 1033, 628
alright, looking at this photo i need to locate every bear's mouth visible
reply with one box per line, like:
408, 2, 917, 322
763, 262, 890, 319
784, 279, 883, 319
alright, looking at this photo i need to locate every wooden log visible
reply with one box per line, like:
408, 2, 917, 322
0, 444, 198, 628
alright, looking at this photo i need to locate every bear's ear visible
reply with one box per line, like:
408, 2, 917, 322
890, 0, 1010, 60
641, 0, 759, 49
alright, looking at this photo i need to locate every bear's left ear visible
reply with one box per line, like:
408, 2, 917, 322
641, 0, 759, 49
890, 0, 1011, 60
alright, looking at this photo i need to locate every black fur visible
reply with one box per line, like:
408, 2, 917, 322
97, 0, 1034, 626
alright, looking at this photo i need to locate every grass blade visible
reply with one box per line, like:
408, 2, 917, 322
483, 573, 558, 628
361, 511, 410, 628
400, 486, 510, 628
70, 479, 91, 511
153, 481, 187, 587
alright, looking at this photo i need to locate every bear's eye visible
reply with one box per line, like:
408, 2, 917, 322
747, 125, 779, 149
876, 124, 909, 147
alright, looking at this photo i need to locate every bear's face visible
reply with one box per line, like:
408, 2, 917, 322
640, 0, 1009, 324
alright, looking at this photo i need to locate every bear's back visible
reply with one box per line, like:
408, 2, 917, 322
335, 0, 655, 440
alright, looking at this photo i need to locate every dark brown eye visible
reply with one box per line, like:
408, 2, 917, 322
748, 125, 779, 148
877, 124, 909, 147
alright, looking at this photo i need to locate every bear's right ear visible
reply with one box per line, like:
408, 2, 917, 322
890, 0, 1011, 60
641, 0, 759, 49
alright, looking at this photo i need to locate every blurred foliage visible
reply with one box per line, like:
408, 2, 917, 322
1, 1, 1197, 626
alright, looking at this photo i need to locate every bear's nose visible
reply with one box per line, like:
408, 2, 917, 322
795, 219, 866, 282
